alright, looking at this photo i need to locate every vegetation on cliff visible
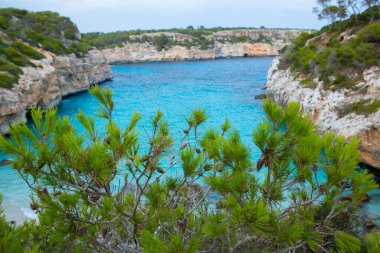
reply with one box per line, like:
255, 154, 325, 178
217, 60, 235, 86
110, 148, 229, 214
280, 6, 380, 92
81, 27, 277, 51
0, 86, 379, 252
0, 8, 91, 89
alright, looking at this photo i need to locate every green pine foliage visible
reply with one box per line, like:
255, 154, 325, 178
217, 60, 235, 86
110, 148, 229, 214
0, 86, 378, 252
0, 194, 39, 253
280, 6, 380, 91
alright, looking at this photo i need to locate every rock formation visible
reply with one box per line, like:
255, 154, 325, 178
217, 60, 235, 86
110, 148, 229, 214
266, 58, 380, 170
101, 42, 276, 64
0, 49, 113, 134
100, 29, 305, 64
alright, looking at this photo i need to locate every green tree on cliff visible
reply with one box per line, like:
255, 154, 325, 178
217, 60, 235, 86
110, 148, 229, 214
152, 34, 170, 51
0, 86, 379, 252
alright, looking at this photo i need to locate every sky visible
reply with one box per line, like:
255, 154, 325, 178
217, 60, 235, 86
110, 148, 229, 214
0, 0, 325, 33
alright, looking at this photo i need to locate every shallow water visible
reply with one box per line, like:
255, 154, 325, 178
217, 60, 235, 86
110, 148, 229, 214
0, 57, 379, 225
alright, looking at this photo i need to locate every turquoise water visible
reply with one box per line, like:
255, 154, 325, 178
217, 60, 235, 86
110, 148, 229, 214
0, 57, 270, 221
0, 57, 379, 225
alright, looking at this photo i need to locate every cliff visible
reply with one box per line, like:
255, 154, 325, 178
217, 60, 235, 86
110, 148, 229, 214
266, 58, 380, 170
0, 49, 112, 134
0, 8, 112, 134
89, 29, 306, 64
265, 7, 380, 169
101, 42, 278, 63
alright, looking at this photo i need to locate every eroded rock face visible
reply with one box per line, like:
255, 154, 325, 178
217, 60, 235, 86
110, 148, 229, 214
0, 50, 113, 134
266, 58, 380, 170
101, 42, 278, 64
101, 29, 306, 64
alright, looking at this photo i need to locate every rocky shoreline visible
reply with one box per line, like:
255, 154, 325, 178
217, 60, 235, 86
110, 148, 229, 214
101, 42, 279, 64
99, 29, 306, 64
266, 58, 380, 171
0, 49, 113, 134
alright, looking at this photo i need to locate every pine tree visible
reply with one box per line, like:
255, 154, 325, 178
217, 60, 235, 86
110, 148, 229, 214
0, 86, 378, 252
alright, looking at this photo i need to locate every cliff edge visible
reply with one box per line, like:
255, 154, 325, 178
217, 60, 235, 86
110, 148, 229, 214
266, 7, 380, 170
83, 29, 307, 64
266, 58, 380, 169
0, 8, 113, 133
0, 49, 112, 133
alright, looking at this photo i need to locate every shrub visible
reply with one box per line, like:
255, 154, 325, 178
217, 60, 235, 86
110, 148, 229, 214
41, 38, 67, 55
342, 99, 380, 117
358, 24, 380, 43
282, 10, 380, 91
64, 27, 77, 40
25, 29, 46, 45
193, 36, 214, 50
0, 59, 22, 76
4, 47, 33, 67
0, 9, 85, 56
11, 41, 45, 60
0, 86, 378, 252
0, 73, 17, 88
68, 41, 91, 57
336, 44, 357, 66
0, 16, 10, 30
230, 36, 248, 43
152, 34, 170, 51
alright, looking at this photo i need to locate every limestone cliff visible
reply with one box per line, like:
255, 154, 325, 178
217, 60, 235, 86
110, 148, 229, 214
266, 58, 380, 170
0, 49, 113, 134
101, 42, 277, 64
99, 29, 305, 64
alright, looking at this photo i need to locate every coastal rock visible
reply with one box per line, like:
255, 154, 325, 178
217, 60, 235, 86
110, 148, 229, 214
266, 58, 380, 170
0, 50, 113, 134
101, 42, 277, 64
255, 94, 267, 99
101, 29, 305, 64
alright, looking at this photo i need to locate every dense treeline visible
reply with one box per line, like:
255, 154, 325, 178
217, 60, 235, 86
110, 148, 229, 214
0, 86, 379, 252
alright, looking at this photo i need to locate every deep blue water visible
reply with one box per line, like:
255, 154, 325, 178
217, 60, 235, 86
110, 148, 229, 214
0, 57, 379, 225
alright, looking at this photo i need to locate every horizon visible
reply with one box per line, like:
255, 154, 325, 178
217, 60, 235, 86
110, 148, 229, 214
0, 0, 325, 33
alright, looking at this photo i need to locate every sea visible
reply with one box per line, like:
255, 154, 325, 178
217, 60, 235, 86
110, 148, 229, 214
0, 57, 379, 226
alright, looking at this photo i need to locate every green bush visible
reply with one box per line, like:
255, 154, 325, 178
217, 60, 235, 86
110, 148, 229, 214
230, 36, 248, 43
41, 38, 67, 55
0, 59, 22, 76
4, 47, 33, 67
11, 41, 45, 60
0, 8, 85, 56
359, 24, 380, 43
0, 73, 17, 88
25, 29, 45, 45
0, 16, 10, 29
64, 27, 77, 40
346, 99, 380, 117
68, 41, 91, 57
193, 36, 214, 49
152, 34, 170, 51
282, 8, 380, 91
336, 44, 357, 67
0, 86, 378, 252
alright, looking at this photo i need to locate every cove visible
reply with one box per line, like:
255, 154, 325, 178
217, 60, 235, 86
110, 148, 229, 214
0, 57, 379, 226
